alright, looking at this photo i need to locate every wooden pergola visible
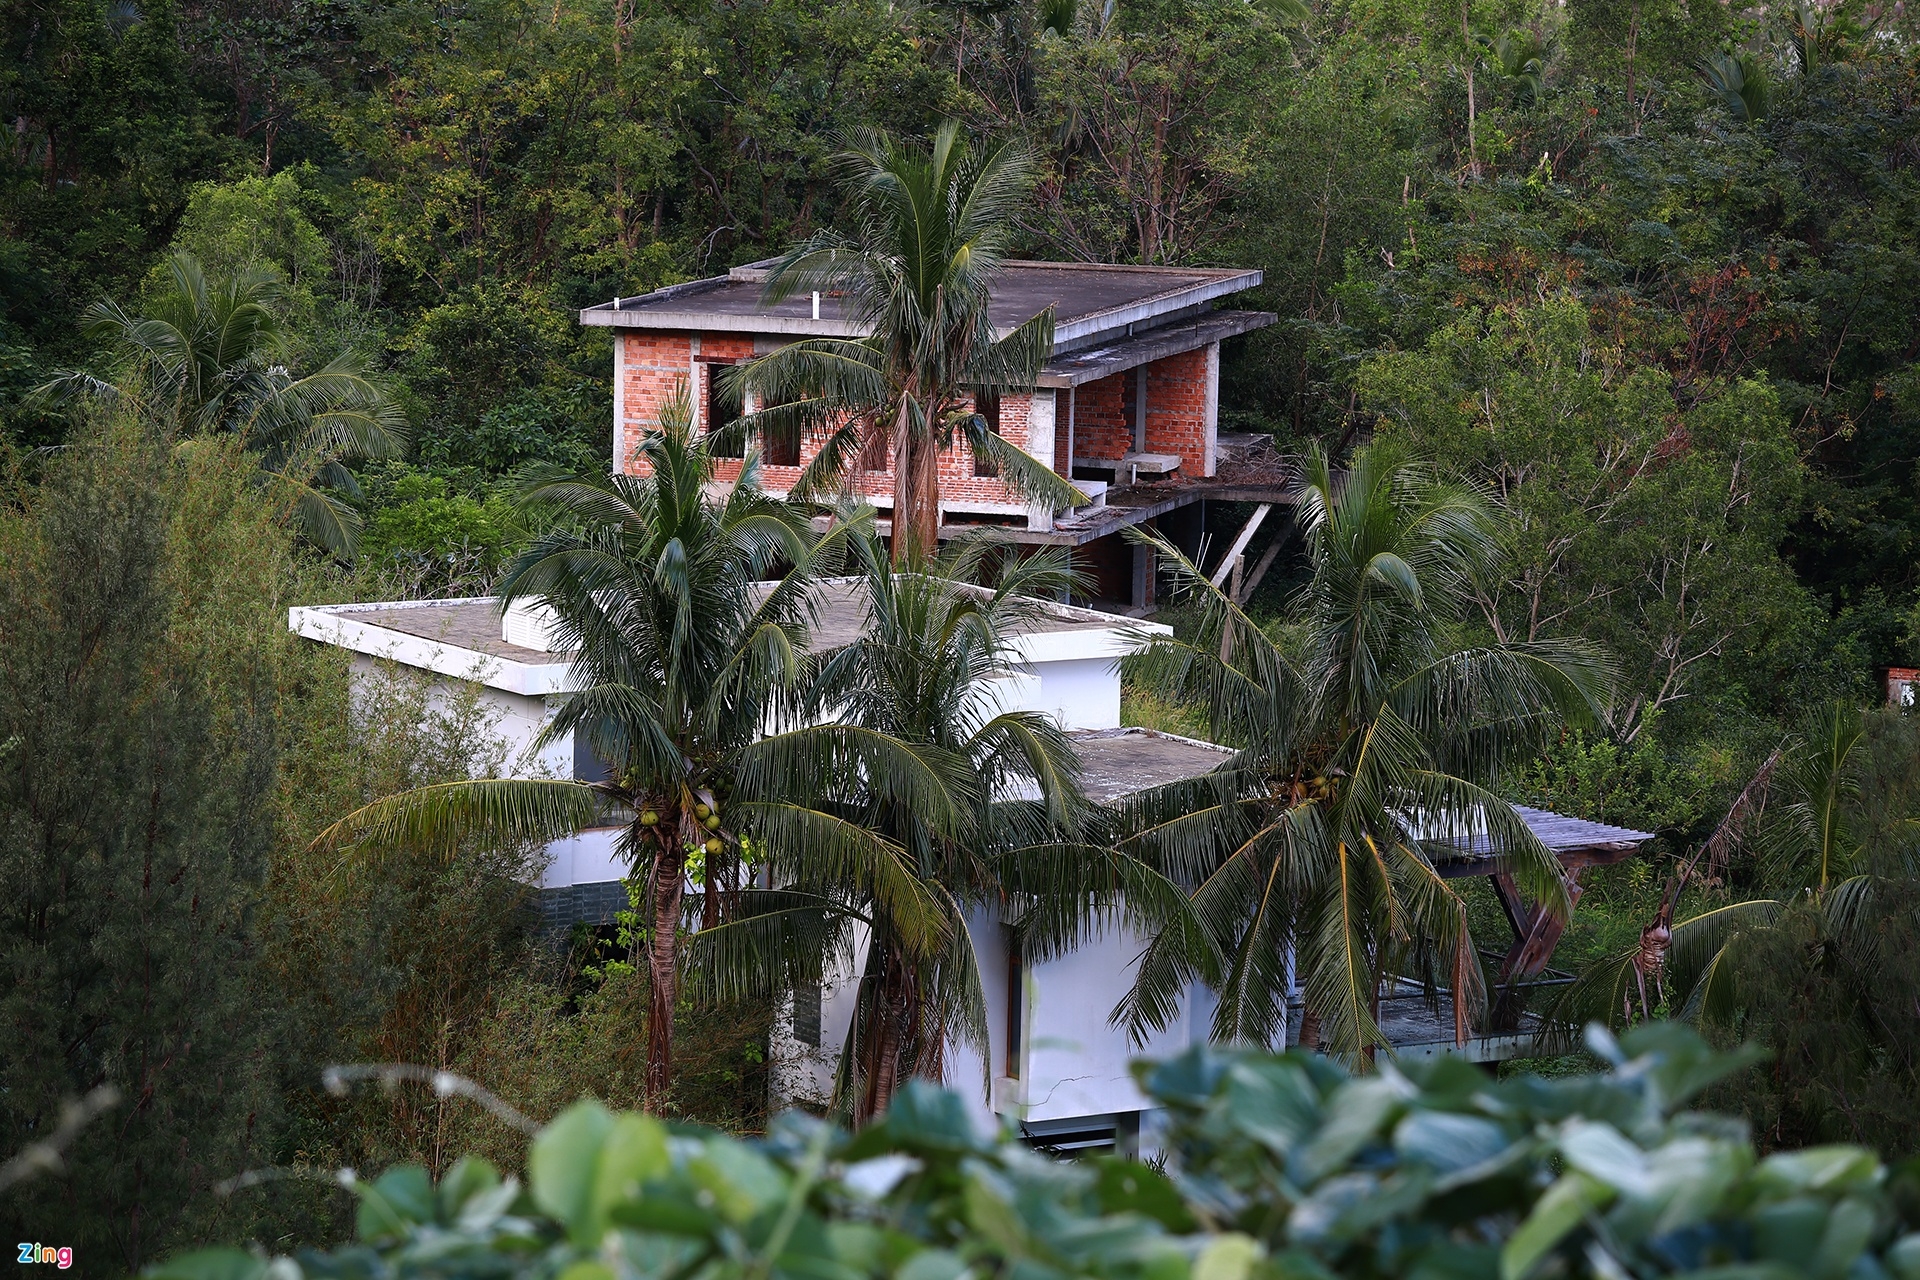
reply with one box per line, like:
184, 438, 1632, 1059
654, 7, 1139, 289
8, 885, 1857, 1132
1440, 805, 1655, 1031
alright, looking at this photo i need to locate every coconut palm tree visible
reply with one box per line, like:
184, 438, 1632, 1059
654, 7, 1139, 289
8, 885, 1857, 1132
1554, 701, 1920, 1033
1697, 50, 1771, 123
311, 385, 850, 1108
728, 120, 1082, 564
685, 530, 1145, 1122
1477, 29, 1548, 104
34, 251, 406, 556
1111, 442, 1614, 1062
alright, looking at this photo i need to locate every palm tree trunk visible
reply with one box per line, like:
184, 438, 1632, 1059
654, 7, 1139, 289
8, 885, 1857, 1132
646, 822, 686, 1110
1299, 1004, 1322, 1050
887, 394, 942, 565
912, 432, 941, 562
890, 400, 916, 566
858, 940, 917, 1123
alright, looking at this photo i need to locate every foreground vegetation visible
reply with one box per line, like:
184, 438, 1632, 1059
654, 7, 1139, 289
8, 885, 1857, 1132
153, 1026, 1920, 1280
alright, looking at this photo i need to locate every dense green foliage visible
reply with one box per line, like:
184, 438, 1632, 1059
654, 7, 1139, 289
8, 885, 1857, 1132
6, 0, 1920, 1268
0, 419, 776, 1265
0, 422, 280, 1270
150, 1025, 1920, 1280
4, 0, 1915, 718
1119, 445, 1612, 1058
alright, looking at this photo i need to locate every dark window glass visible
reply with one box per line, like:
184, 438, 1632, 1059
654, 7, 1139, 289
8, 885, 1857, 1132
571, 727, 613, 784
1004, 932, 1023, 1078
705, 362, 744, 458
794, 982, 822, 1047
973, 389, 1001, 477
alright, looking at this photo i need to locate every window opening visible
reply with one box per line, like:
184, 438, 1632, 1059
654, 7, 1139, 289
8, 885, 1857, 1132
1004, 931, 1024, 1078
793, 982, 822, 1047
973, 389, 1002, 477
704, 361, 743, 457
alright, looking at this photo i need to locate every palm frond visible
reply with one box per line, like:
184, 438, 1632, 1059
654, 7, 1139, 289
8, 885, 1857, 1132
682, 890, 866, 1004
309, 778, 606, 862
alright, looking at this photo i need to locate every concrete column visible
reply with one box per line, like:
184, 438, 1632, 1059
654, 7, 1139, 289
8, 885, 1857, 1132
612, 332, 628, 474
1026, 390, 1057, 533
1133, 365, 1148, 452
1131, 541, 1156, 611
1203, 341, 1221, 477
689, 334, 703, 428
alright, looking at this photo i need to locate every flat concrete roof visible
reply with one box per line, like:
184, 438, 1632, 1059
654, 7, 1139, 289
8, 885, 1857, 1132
1039, 310, 1276, 387
580, 260, 1263, 351
802, 579, 1126, 650
290, 578, 1169, 694
1441, 806, 1654, 860
350, 600, 553, 659
1068, 727, 1235, 803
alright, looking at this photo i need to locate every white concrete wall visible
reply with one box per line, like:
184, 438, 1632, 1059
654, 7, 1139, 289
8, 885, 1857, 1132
541, 827, 626, 890
1019, 657, 1123, 731
344, 654, 570, 778
769, 922, 871, 1112
1017, 924, 1197, 1122
775, 905, 1203, 1135
344, 654, 605, 892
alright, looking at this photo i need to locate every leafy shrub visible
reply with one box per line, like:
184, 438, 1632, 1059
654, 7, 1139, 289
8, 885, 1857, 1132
149, 1024, 1920, 1280
1512, 720, 1728, 837
358, 471, 524, 596
434, 384, 608, 476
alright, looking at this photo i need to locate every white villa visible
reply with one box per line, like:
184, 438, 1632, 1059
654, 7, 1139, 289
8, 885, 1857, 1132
289, 583, 1248, 1145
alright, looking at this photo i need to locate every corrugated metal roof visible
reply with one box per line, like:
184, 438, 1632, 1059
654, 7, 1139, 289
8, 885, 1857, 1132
1435, 805, 1654, 859
1514, 805, 1654, 851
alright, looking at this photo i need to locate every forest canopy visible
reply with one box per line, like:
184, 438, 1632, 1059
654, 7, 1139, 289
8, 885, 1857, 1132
4, 0, 1920, 1269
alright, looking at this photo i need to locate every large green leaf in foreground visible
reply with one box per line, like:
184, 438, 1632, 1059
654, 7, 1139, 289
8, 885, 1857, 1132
149, 1024, 1920, 1280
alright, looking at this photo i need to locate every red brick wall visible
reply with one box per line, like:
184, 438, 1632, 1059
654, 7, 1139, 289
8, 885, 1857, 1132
1068, 374, 1131, 462
1049, 349, 1215, 479
936, 390, 1050, 510
615, 334, 1054, 511
616, 332, 693, 476
1142, 346, 1212, 477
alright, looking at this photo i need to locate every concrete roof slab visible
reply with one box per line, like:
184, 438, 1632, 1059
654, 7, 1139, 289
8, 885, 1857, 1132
1069, 727, 1235, 803
1039, 310, 1277, 387
580, 261, 1263, 350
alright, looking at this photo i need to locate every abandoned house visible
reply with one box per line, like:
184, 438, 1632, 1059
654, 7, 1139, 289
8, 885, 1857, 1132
578, 259, 1287, 611
286, 255, 1652, 1153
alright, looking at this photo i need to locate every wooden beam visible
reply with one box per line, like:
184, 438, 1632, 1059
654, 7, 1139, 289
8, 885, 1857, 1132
1488, 868, 1590, 1032
1235, 520, 1292, 604
1209, 504, 1272, 587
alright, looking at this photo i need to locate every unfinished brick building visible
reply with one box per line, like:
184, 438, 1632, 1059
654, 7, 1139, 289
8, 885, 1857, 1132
578, 259, 1280, 610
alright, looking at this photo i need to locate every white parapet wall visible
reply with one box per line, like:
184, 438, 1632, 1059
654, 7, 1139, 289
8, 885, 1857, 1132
290, 590, 1170, 903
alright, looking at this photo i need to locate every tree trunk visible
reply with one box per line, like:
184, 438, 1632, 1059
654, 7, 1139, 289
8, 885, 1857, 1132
1626, 1, 1641, 134
890, 400, 917, 566
645, 822, 686, 1110
1462, 0, 1480, 180
889, 430, 943, 566
858, 940, 918, 1123
911, 428, 941, 562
